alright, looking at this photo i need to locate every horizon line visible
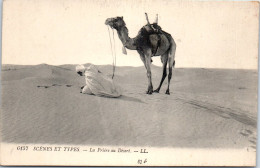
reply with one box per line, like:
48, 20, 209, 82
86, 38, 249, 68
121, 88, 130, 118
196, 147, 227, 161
1, 63, 258, 71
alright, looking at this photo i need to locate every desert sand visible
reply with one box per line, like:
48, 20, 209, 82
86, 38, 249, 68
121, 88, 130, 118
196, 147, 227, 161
1, 64, 257, 150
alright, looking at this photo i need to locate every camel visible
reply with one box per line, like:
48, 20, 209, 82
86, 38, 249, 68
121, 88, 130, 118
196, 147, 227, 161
105, 16, 176, 95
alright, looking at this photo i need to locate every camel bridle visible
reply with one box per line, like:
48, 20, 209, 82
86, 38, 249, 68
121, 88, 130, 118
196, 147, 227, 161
107, 25, 116, 79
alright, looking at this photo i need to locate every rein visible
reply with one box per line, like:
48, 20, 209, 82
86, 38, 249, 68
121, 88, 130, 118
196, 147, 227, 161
107, 26, 116, 79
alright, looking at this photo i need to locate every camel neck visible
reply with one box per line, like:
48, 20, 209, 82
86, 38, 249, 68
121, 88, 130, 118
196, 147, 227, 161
117, 26, 137, 50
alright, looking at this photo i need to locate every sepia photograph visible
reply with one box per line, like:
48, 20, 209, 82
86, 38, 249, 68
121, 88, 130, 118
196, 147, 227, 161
0, 0, 258, 166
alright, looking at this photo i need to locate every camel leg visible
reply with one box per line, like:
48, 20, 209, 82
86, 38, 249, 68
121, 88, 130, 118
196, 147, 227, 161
138, 50, 152, 94
165, 65, 172, 95
154, 53, 168, 93
144, 49, 153, 94
137, 50, 147, 69
166, 42, 176, 95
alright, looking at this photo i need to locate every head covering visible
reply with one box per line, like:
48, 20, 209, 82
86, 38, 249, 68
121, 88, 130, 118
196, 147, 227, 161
76, 65, 86, 73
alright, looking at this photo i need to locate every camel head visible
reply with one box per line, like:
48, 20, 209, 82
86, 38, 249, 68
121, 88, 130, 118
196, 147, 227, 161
105, 16, 125, 30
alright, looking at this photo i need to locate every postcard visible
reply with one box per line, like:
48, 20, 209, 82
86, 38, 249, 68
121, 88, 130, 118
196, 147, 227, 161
0, 0, 258, 166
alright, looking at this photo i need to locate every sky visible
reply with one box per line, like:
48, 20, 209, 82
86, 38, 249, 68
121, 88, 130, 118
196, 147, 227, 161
2, 0, 259, 69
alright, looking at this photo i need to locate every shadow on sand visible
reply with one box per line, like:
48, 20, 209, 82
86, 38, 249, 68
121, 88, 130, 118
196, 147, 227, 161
119, 95, 146, 104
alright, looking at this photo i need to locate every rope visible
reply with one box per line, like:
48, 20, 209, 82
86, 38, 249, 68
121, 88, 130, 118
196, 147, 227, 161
112, 28, 116, 79
107, 26, 116, 79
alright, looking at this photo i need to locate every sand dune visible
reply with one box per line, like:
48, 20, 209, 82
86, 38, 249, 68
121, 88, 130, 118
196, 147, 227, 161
1, 64, 257, 150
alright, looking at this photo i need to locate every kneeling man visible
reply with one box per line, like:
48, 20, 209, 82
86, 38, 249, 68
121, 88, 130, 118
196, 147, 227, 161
76, 64, 122, 98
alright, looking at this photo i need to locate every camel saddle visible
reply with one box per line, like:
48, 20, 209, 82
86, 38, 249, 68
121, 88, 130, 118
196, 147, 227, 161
139, 23, 163, 56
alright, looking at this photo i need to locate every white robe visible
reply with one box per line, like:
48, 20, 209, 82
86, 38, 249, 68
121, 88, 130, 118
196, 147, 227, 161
76, 64, 121, 98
